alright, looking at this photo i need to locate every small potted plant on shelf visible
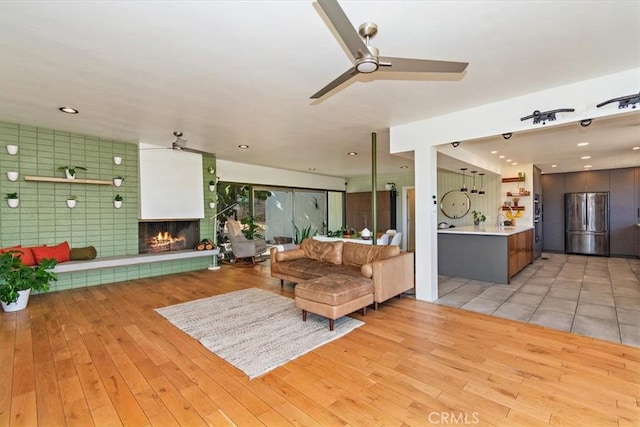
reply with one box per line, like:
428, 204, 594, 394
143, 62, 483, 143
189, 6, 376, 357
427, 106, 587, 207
66, 195, 78, 208
472, 210, 486, 226
5, 192, 19, 208
209, 180, 216, 192
58, 165, 87, 180
113, 176, 124, 187
0, 251, 57, 312
114, 194, 123, 209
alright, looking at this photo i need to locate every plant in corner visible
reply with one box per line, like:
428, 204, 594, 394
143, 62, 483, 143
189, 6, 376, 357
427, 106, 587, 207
0, 251, 57, 312
472, 210, 486, 226
58, 165, 87, 179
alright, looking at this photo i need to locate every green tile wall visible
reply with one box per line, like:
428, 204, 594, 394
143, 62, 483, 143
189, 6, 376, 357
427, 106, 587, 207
0, 121, 216, 291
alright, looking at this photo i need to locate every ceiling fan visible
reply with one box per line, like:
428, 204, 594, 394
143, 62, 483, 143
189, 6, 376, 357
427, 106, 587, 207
311, 0, 469, 99
170, 131, 211, 155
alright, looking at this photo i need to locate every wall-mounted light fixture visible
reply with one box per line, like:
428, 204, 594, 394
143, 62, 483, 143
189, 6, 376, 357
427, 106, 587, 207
460, 168, 468, 192
597, 91, 640, 109
520, 108, 575, 125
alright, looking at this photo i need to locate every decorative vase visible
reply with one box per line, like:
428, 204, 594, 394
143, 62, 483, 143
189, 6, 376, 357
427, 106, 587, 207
114, 200, 123, 209
66, 199, 77, 208
113, 156, 122, 165
361, 227, 371, 240
64, 169, 75, 180
1, 288, 30, 312
6, 171, 18, 181
7, 198, 19, 208
6, 144, 18, 155
113, 178, 123, 187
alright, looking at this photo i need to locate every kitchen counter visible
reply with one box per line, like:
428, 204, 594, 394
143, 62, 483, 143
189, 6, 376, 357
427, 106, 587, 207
438, 225, 534, 236
438, 226, 534, 284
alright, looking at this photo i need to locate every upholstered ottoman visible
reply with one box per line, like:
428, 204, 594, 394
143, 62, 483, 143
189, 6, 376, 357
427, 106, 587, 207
294, 273, 374, 331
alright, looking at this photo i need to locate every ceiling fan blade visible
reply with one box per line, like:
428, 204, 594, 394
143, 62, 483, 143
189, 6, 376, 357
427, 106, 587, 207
379, 56, 469, 73
310, 67, 358, 99
318, 0, 368, 61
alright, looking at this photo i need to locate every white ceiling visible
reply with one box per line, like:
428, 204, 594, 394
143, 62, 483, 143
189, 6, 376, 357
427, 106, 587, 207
1, 1, 639, 178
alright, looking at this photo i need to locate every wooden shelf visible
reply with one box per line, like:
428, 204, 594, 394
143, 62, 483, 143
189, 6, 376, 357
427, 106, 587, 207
25, 176, 112, 185
501, 177, 525, 183
507, 192, 531, 197
502, 206, 525, 211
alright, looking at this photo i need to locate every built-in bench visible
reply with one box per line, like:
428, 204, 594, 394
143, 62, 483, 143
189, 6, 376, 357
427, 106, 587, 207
52, 249, 219, 273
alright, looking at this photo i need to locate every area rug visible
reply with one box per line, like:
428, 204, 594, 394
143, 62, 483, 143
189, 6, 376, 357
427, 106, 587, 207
155, 287, 364, 379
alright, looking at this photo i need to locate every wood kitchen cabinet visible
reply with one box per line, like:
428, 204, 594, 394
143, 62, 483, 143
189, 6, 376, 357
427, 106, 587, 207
346, 190, 396, 234
508, 229, 534, 278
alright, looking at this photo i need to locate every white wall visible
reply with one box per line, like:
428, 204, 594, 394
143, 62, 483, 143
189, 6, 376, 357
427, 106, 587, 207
217, 159, 346, 191
391, 67, 640, 302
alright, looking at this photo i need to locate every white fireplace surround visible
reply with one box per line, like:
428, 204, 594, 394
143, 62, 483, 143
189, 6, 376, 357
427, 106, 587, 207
139, 143, 205, 220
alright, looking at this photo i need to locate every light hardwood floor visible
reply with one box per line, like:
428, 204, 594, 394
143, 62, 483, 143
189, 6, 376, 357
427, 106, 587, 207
1, 262, 639, 426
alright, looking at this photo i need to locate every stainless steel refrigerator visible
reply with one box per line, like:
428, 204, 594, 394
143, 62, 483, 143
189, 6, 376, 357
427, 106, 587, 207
565, 192, 610, 256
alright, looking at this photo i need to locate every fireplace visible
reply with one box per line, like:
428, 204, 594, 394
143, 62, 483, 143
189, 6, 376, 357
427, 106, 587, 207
139, 220, 200, 254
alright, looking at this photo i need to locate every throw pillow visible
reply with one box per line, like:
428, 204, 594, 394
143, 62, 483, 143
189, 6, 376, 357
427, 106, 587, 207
0, 244, 21, 254
15, 247, 37, 266
69, 246, 97, 261
32, 241, 71, 264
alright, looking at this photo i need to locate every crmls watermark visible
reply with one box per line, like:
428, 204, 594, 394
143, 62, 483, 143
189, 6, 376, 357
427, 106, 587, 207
428, 412, 480, 425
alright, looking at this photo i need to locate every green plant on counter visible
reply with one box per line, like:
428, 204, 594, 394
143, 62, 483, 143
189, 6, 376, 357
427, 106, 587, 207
293, 224, 315, 244
472, 210, 486, 223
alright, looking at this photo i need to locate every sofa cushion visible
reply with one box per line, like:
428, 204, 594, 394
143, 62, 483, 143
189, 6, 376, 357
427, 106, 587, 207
275, 248, 304, 262
342, 242, 400, 267
295, 274, 374, 306
300, 238, 343, 265
32, 241, 71, 264
272, 258, 362, 280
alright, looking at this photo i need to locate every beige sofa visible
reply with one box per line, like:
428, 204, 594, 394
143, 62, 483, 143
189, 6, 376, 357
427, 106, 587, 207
270, 238, 414, 309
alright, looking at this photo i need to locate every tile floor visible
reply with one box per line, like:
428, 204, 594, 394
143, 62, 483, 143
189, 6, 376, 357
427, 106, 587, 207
436, 253, 640, 347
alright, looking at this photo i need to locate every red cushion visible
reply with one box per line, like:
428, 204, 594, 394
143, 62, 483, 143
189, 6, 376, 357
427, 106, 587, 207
31, 241, 70, 264
0, 245, 21, 254
15, 247, 37, 266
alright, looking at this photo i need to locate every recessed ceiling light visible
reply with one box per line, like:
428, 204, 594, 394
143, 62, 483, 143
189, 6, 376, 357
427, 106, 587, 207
577, 142, 589, 146
506, 159, 512, 162
511, 162, 518, 165
238, 144, 249, 149
581, 156, 591, 160
499, 155, 505, 159
491, 150, 498, 154
633, 147, 640, 150
552, 164, 557, 168
584, 164, 593, 168
59, 106, 78, 114
400, 165, 409, 169
347, 152, 357, 156
308, 168, 316, 171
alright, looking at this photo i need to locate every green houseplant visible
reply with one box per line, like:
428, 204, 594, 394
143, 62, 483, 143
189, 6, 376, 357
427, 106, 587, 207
472, 210, 486, 225
114, 194, 123, 209
0, 251, 57, 312
58, 165, 87, 179
293, 224, 315, 244
240, 215, 264, 240
5, 192, 19, 208
66, 195, 78, 208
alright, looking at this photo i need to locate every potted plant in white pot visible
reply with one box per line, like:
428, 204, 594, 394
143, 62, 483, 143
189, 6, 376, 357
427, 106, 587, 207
113, 176, 124, 187
66, 195, 78, 208
209, 180, 216, 192
114, 194, 123, 209
58, 165, 87, 180
0, 251, 57, 312
472, 210, 486, 226
5, 192, 19, 208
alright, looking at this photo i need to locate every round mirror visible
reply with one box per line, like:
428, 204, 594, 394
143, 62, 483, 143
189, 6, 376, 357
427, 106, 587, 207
440, 190, 471, 219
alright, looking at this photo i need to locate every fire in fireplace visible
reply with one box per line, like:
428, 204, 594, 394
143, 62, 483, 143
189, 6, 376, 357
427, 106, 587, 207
139, 220, 200, 254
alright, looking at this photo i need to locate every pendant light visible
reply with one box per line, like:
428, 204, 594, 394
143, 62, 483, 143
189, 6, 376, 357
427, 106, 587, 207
470, 170, 478, 194
478, 173, 486, 195
460, 168, 468, 192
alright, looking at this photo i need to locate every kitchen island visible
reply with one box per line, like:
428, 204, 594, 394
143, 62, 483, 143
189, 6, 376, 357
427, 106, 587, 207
438, 225, 534, 284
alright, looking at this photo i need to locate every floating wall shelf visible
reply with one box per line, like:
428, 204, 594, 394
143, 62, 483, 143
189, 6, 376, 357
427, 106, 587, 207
501, 177, 525, 183
502, 206, 525, 211
24, 176, 113, 185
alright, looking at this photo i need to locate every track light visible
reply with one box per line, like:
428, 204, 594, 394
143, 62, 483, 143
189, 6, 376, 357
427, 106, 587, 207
520, 108, 575, 125
502, 133, 512, 140
597, 92, 640, 109
451, 141, 461, 148
580, 119, 593, 127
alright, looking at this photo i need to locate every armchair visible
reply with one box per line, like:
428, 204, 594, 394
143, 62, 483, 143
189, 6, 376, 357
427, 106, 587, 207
226, 219, 267, 263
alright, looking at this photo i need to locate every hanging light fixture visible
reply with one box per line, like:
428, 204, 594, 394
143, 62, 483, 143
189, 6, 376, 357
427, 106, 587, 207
460, 168, 468, 192
478, 173, 486, 195
470, 170, 478, 194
